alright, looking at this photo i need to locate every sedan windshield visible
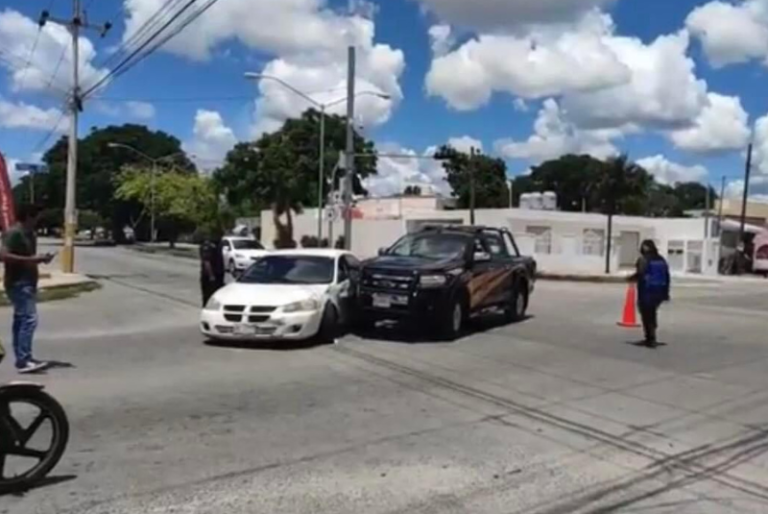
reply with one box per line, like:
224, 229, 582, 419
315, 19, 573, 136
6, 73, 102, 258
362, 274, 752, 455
386, 234, 469, 260
239, 256, 334, 285
232, 239, 264, 250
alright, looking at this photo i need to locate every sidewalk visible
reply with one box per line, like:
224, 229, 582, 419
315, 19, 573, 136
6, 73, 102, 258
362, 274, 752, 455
538, 269, 768, 284
0, 270, 100, 305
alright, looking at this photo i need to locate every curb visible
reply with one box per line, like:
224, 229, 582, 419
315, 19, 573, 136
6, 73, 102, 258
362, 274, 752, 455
130, 245, 198, 260
536, 272, 629, 284
0, 280, 101, 306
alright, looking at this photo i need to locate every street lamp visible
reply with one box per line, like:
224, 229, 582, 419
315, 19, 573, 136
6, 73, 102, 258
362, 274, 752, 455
243, 72, 391, 240
107, 143, 188, 243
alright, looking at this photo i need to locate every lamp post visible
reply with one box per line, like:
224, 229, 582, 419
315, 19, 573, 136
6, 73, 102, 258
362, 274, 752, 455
243, 72, 390, 241
107, 143, 187, 243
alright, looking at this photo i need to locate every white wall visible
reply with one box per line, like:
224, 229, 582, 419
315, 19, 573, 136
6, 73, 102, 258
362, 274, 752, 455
260, 207, 718, 275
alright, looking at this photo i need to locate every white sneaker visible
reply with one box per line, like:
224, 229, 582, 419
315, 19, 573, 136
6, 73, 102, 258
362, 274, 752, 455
17, 361, 48, 374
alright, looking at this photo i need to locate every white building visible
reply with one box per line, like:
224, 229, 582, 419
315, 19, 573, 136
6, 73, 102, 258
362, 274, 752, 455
261, 199, 719, 276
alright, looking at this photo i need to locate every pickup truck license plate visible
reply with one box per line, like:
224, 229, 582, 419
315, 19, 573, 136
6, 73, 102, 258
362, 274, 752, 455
372, 293, 407, 308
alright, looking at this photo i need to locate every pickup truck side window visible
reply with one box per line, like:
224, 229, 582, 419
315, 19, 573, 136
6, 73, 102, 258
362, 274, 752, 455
337, 258, 350, 283
482, 231, 509, 258
503, 232, 520, 257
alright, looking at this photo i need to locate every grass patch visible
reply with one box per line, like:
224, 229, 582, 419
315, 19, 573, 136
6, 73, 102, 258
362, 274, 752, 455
0, 281, 102, 307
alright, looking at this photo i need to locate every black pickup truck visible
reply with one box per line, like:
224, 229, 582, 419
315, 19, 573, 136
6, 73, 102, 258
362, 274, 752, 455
357, 225, 537, 340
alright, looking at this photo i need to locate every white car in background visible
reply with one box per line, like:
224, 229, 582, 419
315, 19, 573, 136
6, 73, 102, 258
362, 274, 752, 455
222, 236, 269, 275
201, 249, 360, 344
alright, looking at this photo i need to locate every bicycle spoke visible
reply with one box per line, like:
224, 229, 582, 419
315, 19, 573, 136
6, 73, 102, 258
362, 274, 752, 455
20, 412, 49, 446
5, 446, 46, 460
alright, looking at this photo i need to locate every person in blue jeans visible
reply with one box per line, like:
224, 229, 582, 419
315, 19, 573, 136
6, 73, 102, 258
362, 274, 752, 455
1, 204, 54, 373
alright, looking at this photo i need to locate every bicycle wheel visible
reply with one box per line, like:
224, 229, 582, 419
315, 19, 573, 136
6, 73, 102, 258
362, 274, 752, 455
0, 387, 69, 493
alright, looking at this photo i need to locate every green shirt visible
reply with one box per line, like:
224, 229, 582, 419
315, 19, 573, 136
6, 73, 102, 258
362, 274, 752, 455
2, 224, 38, 288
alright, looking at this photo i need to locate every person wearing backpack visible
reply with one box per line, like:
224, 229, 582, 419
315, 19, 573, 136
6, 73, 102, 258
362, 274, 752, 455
629, 240, 671, 346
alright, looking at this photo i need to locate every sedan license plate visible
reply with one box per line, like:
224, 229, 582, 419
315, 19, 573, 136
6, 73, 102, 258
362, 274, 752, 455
235, 325, 275, 337
372, 293, 407, 309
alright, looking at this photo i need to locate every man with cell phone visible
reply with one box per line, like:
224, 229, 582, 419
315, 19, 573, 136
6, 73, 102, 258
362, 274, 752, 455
1, 204, 55, 373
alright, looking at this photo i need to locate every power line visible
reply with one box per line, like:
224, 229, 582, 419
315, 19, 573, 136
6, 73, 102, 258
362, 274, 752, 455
92, 95, 252, 104
44, 39, 70, 93
16, 2, 53, 91
29, 107, 68, 156
83, 0, 224, 99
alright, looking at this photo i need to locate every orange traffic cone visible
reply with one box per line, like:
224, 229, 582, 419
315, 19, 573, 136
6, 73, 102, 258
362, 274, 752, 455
617, 284, 641, 328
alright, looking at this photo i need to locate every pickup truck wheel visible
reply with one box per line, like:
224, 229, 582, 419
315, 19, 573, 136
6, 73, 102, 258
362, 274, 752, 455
505, 285, 528, 323
438, 298, 464, 341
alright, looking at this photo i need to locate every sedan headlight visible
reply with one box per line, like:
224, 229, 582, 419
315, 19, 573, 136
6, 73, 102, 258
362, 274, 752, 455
419, 275, 448, 288
282, 298, 320, 313
205, 296, 222, 311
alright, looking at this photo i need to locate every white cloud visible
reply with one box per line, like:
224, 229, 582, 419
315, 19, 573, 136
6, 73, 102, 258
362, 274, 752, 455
416, 0, 616, 30
447, 136, 483, 153
123, 1, 404, 136
563, 31, 708, 130
751, 112, 768, 175
637, 155, 708, 186
429, 24, 454, 56
725, 177, 768, 200
687, 0, 768, 68
184, 110, 237, 170
668, 93, 751, 153
0, 97, 66, 132
426, 12, 630, 110
495, 99, 621, 163
366, 143, 450, 197
125, 101, 156, 120
0, 9, 107, 93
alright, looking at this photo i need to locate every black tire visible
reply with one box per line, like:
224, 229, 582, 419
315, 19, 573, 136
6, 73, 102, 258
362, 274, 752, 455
438, 296, 465, 341
314, 305, 339, 345
353, 312, 376, 333
505, 282, 528, 323
0, 388, 69, 494
228, 260, 237, 277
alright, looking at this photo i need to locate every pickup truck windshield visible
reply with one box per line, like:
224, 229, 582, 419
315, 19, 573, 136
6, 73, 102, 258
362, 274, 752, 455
239, 256, 334, 285
386, 234, 469, 260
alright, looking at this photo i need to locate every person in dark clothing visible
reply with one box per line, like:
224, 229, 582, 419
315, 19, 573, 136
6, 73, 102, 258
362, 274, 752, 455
200, 229, 225, 307
629, 240, 671, 346
1, 204, 55, 373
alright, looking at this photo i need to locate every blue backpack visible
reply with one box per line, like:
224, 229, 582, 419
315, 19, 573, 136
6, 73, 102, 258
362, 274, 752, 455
643, 258, 669, 294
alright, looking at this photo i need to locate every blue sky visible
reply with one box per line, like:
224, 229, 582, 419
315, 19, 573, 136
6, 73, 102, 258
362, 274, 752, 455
1, 0, 768, 199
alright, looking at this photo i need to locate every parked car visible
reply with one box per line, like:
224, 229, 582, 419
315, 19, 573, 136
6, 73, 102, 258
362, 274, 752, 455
222, 236, 269, 275
358, 225, 537, 340
200, 249, 360, 344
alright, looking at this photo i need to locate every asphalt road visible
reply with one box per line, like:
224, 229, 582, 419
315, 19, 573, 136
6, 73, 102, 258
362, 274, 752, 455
4, 246, 768, 513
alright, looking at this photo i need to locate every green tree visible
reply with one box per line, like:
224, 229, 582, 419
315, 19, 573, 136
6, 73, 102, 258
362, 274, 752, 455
514, 154, 604, 212
672, 182, 717, 211
78, 210, 104, 239
435, 146, 510, 209
213, 109, 378, 248
32, 124, 195, 242
116, 167, 219, 248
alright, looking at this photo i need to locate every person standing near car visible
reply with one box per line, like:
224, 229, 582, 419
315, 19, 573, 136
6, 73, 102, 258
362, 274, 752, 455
200, 228, 225, 307
1, 204, 54, 373
629, 240, 671, 347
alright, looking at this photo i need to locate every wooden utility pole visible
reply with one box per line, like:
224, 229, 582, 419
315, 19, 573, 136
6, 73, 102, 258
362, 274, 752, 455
738, 143, 753, 247
41, 2, 110, 272
469, 147, 477, 225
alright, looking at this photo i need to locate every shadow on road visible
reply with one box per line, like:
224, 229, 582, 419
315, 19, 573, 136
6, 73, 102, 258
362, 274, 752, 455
203, 339, 328, 352
351, 314, 534, 345
0, 474, 77, 497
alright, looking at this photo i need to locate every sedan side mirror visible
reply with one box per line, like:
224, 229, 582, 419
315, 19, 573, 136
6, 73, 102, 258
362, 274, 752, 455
378, 247, 388, 256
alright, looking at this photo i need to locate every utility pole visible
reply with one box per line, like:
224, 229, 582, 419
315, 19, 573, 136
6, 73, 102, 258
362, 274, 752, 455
42, 2, 111, 273
738, 143, 753, 247
343, 46, 356, 251
717, 175, 726, 234
508, 179, 513, 209
318, 106, 326, 241
469, 147, 477, 225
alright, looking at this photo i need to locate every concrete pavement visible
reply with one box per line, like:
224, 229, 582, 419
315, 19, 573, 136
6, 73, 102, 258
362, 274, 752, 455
3, 246, 768, 513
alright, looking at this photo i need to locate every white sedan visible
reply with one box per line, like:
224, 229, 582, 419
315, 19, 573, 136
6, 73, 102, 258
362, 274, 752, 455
222, 237, 269, 275
201, 249, 360, 344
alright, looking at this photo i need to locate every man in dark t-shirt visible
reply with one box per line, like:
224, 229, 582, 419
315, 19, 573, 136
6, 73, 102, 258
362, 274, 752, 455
200, 229, 225, 307
1, 205, 54, 373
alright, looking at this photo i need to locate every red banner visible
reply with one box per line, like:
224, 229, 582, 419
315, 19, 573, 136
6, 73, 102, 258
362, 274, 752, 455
0, 152, 16, 230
